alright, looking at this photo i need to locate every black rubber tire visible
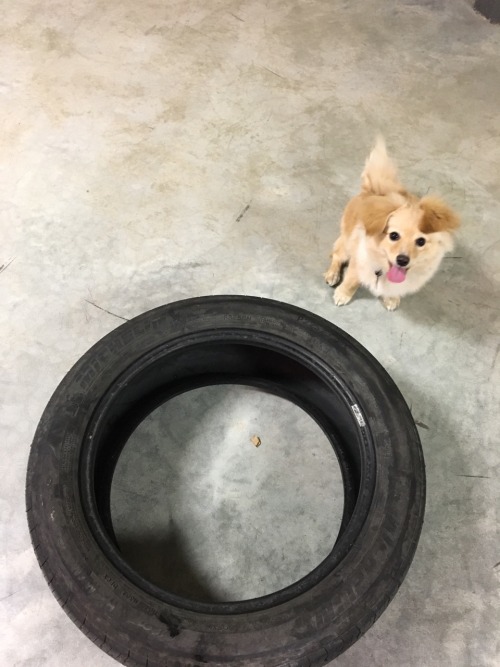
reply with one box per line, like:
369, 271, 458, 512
26, 296, 425, 667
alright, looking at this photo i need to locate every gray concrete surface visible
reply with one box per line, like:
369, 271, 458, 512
1, 0, 499, 665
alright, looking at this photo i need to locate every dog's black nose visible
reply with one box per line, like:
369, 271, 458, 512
396, 254, 410, 267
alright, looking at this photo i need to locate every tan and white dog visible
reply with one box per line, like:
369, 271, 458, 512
324, 138, 460, 310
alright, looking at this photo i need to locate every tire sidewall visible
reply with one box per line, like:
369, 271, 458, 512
27, 296, 425, 666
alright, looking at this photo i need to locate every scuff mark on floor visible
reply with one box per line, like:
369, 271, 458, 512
235, 204, 250, 223
262, 66, 286, 79
455, 474, 491, 479
0, 591, 16, 602
84, 299, 129, 321
0, 257, 15, 275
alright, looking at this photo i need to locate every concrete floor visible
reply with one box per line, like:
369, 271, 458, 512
1, 0, 499, 665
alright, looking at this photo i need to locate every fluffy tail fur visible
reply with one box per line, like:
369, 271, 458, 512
361, 136, 404, 196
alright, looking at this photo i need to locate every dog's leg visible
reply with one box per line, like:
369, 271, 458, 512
324, 232, 349, 287
333, 263, 360, 306
381, 296, 401, 311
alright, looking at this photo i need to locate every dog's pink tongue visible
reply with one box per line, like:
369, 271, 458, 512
387, 265, 407, 283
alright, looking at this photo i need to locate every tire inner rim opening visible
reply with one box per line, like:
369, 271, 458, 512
110, 385, 345, 603
80, 335, 373, 614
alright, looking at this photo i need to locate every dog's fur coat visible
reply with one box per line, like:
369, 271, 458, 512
324, 138, 460, 310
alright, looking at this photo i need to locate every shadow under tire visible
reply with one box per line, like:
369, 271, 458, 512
26, 295, 425, 666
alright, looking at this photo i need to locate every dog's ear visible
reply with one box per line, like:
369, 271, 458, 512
419, 196, 460, 234
361, 197, 401, 236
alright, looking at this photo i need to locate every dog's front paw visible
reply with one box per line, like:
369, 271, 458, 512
324, 268, 340, 287
333, 287, 353, 306
381, 296, 400, 311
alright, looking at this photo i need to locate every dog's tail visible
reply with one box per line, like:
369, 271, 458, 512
361, 136, 404, 196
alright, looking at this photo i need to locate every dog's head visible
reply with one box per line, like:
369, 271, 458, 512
367, 196, 460, 283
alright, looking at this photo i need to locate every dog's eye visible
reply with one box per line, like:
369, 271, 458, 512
416, 237, 426, 247
389, 232, 400, 241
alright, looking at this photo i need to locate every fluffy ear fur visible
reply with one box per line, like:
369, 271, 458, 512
344, 195, 401, 238
361, 196, 402, 236
419, 196, 460, 234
